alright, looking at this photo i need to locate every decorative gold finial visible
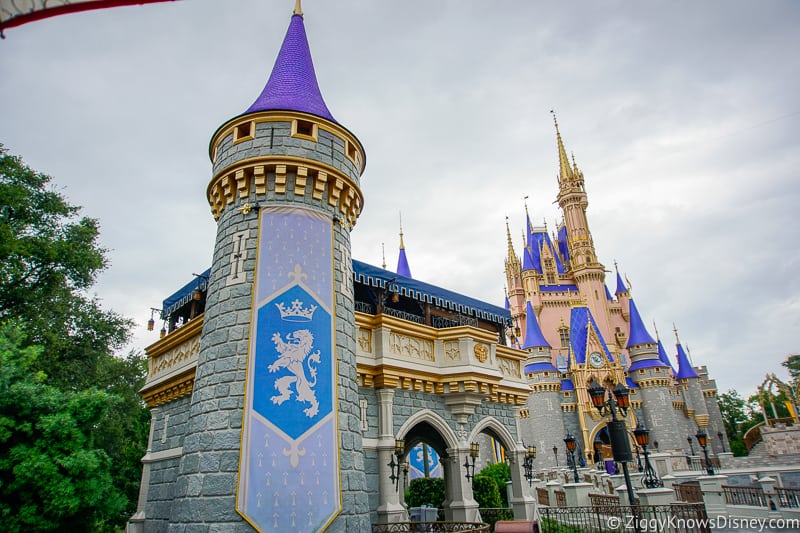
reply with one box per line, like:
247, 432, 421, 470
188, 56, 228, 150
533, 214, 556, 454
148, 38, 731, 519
550, 109, 559, 133
381, 242, 386, 270
653, 320, 660, 341
673, 323, 681, 345
293, 0, 303, 16
398, 212, 405, 250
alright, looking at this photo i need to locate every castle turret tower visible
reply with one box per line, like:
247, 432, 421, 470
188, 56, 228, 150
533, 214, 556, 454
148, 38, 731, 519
520, 301, 565, 468
675, 333, 710, 435
626, 299, 682, 450
552, 116, 613, 343
168, 4, 369, 531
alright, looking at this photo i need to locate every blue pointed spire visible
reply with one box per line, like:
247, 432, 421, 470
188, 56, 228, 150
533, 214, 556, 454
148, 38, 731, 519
625, 298, 656, 348
522, 247, 536, 272
604, 285, 613, 301
615, 264, 628, 295
245, 11, 336, 122
657, 340, 676, 372
396, 248, 411, 278
522, 301, 550, 349
675, 342, 699, 379
396, 218, 412, 278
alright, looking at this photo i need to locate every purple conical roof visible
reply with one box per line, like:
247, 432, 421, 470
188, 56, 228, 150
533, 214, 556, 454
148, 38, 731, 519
625, 298, 656, 348
522, 301, 550, 349
675, 343, 699, 379
615, 270, 627, 295
396, 248, 412, 278
245, 14, 336, 122
657, 340, 676, 372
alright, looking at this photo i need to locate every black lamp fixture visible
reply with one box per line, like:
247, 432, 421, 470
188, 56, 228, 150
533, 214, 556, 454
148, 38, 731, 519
552, 445, 559, 467
463, 442, 479, 483
191, 272, 209, 301
587, 381, 636, 506
563, 433, 580, 483
695, 429, 715, 475
633, 424, 662, 488
388, 439, 405, 490
523, 443, 537, 486
147, 307, 161, 332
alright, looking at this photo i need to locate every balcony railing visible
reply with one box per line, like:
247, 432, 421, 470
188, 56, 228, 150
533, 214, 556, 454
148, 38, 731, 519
722, 485, 767, 507
777, 487, 800, 508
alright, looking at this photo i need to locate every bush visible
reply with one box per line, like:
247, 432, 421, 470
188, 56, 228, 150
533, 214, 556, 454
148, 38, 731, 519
477, 462, 510, 507
472, 475, 503, 508
407, 477, 445, 509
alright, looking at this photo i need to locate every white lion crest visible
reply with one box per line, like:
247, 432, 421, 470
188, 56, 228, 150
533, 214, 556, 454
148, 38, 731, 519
268, 329, 321, 418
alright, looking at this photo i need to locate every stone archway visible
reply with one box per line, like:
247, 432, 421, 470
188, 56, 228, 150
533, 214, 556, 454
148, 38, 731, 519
469, 416, 537, 521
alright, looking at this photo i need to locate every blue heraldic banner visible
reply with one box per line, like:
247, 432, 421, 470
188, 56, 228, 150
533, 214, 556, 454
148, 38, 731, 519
238, 206, 340, 532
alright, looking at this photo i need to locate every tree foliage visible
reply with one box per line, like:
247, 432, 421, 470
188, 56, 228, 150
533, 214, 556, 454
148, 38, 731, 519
477, 461, 510, 507
0, 145, 132, 390
782, 354, 800, 384
0, 327, 126, 532
0, 145, 147, 530
472, 475, 503, 509
407, 477, 445, 509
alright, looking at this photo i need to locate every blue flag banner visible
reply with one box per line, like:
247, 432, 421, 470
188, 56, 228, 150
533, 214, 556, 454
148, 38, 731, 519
237, 206, 340, 532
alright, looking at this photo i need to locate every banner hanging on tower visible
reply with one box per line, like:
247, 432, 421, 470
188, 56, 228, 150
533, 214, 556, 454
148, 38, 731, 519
237, 205, 340, 532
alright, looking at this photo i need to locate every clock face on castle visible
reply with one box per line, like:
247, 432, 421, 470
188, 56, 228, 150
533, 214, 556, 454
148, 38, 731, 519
589, 351, 605, 368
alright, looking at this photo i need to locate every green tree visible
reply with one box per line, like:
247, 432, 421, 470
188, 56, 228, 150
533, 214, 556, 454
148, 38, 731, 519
718, 389, 760, 456
782, 354, 800, 384
0, 327, 126, 532
0, 145, 147, 528
0, 144, 132, 390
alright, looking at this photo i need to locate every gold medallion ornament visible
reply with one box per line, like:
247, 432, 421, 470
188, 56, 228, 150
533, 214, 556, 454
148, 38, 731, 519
474, 343, 489, 363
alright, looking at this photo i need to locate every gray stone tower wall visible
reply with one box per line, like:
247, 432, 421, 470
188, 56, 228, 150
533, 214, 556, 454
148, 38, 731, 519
167, 113, 369, 532
524, 375, 565, 469
684, 377, 709, 431
635, 372, 683, 451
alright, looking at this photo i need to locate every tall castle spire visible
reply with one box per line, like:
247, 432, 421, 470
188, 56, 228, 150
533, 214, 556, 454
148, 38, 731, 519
244, 3, 336, 121
396, 214, 412, 278
551, 113, 610, 342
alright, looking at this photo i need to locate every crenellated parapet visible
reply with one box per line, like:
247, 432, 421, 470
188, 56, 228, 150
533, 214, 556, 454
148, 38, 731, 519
207, 112, 365, 225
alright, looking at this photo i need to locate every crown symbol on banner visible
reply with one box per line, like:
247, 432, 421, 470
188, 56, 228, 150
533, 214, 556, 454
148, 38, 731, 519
276, 299, 317, 322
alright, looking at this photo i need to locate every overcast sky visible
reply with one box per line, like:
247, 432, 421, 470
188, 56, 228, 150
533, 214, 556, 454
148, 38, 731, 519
1, 0, 798, 398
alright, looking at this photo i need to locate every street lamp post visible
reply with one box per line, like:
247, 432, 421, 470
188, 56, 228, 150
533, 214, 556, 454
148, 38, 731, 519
695, 429, 715, 475
564, 433, 580, 483
523, 444, 537, 486
633, 425, 662, 488
588, 382, 636, 506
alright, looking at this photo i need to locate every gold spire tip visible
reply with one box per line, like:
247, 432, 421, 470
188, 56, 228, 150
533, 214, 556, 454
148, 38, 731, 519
293, 0, 303, 16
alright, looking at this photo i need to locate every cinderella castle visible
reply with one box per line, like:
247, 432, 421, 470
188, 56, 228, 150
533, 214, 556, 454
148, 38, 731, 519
129, 3, 726, 531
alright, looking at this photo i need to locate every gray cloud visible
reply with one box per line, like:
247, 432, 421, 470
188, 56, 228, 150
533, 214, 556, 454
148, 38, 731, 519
1, 0, 798, 396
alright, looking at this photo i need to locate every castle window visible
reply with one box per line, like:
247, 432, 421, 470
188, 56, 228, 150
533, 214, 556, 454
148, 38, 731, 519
655, 368, 661, 373
291, 119, 318, 141
346, 140, 360, 165
233, 121, 254, 144
559, 324, 569, 348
